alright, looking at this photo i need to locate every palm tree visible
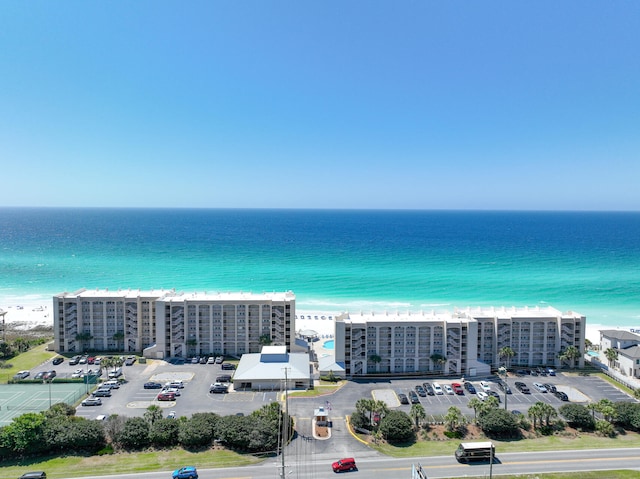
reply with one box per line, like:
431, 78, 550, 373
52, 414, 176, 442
75, 331, 93, 353
604, 348, 618, 368
585, 338, 593, 350
113, 331, 125, 352
430, 353, 447, 373
499, 346, 516, 369
467, 397, 484, 422
528, 402, 544, 429
144, 404, 163, 425
259, 334, 272, 346
539, 402, 558, 427
372, 399, 389, 423
368, 354, 382, 373
559, 345, 581, 369
444, 406, 467, 433
410, 403, 426, 430
186, 338, 198, 356
596, 399, 617, 423
634, 388, 640, 401
355, 398, 376, 425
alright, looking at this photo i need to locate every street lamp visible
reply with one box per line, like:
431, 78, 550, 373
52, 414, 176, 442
498, 366, 508, 410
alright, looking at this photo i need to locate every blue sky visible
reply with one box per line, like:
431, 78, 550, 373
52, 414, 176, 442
1, 1, 638, 210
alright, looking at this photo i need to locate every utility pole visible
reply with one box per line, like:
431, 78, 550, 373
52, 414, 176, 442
280, 367, 290, 477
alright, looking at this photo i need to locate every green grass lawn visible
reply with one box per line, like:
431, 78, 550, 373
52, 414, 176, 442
1, 448, 262, 479
0, 343, 56, 383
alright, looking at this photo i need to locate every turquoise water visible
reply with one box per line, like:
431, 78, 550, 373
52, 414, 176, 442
1, 208, 639, 328
323, 340, 335, 350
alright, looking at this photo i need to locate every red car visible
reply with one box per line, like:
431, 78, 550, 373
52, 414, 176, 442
332, 458, 356, 472
451, 383, 464, 395
157, 392, 176, 401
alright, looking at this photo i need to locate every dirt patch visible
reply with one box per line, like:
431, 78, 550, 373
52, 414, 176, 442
315, 424, 329, 437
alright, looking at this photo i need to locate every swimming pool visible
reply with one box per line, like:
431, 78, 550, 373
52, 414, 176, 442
323, 339, 335, 350
587, 350, 599, 357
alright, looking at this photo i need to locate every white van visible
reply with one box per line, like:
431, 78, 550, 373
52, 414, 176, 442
108, 367, 122, 379
104, 379, 120, 389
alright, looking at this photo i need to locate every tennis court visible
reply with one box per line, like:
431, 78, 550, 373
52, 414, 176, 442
0, 382, 91, 425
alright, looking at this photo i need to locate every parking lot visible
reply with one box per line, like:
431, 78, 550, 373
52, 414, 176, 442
27, 357, 638, 424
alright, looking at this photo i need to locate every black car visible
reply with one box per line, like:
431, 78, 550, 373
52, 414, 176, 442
554, 390, 569, 401
514, 381, 531, 394
415, 385, 427, 397
464, 382, 476, 394
497, 381, 512, 394
43, 370, 56, 380
487, 390, 501, 402
221, 363, 236, 370
423, 382, 435, 395
408, 390, 420, 404
144, 381, 163, 389
543, 383, 557, 393
52, 357, 64, 365
398, 393, 409, 405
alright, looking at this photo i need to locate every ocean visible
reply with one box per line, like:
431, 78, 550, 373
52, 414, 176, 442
1, 208, 639, 328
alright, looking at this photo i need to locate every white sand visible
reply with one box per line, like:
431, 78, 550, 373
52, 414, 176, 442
0, 300, 53, 330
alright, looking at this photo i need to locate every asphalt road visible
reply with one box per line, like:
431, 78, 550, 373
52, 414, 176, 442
59, 447, 640, 479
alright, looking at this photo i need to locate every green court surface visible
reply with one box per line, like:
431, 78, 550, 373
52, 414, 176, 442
0, 382, 90, 425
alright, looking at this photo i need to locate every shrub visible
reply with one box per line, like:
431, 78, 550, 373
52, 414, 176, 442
477, 408, 519, 438
378, 410, 415, 444
559, 404, 595, 431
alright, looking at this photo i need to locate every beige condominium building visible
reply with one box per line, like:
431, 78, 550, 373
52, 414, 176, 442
53, 289, 296, 358
333, 306, 585, 377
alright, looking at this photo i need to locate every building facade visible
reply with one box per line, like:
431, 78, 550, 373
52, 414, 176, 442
53, 289, 296, 358
334, 306, 585, 377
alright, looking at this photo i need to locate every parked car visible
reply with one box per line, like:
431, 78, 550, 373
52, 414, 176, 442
71, 369, 83, 378
476, 391, 488, 401
221, 362, 236, 370
422, 382, 435, 395
487, 390, 501, 402
18, 472, 47, 479
554, 390, 569, 401
157, 392, 176, 401
124, 356, 136, 366
515, 381, 531, 394
166, 380, 185, 389
199, 357, 207, 364
216, 375, 232, 383
207, 356, 215, 364
398, 393, 409, 405
464, 382, 476, 394
43, 370, 56, 380
547, 368, 556, 376
81, 397, 102, 406
144, 381, 163, 389
451, 382, 464, 395
409, 390, 420, 404
415, 385, 426, 397
13, 370, 30, 380
543, 383, 557, 393
497, 381, 512, 394
443, 384, 454, 395
33, 371, 46, 380
209, 383, 228, 394
87, 356, 95, 364
79, 356, 88, 364
215, 356, 224, 364
163, 387, 181, 396
332, 457, 356, 472
167, 411, 177, 419
479, 380, 491, 391
69, 355, 81, 365
52, 357, 64, 365
172, 466, 198, 479
432, 382, 443, 395
533, 382, 547, 393
92, 389, 112, 398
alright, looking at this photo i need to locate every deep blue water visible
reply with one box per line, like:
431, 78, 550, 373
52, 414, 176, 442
1, 208, 639, 327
